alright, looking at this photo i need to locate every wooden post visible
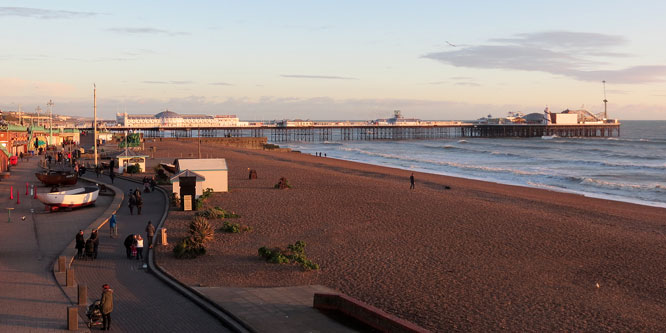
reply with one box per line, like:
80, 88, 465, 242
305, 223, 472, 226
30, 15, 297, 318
58, 256, 66, 272
78, 284, 87, 305
66, 268, 75, 287
67, 306, 78, 330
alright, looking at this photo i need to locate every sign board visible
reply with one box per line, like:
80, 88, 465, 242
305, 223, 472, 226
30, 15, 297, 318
183, 195, 192, 211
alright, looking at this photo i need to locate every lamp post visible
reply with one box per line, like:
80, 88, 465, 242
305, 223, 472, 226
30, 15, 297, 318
47, 99, 54, 146
35, 106, 41, 127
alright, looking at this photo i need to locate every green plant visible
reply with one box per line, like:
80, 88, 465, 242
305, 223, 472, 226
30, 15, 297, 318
173, 238, 206, 259
220, 221, 252, 233
171, 193, 180, 207
126, 163, 142, 173
189, 216, 214, 246
274, 177, 291, 189
258, 240, 318, 271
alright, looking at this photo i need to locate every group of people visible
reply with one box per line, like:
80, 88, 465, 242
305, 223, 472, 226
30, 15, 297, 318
121, 220, 156, 261
142, 176, 157, 193
128, 188, 144, 215
75, 229, 100, 260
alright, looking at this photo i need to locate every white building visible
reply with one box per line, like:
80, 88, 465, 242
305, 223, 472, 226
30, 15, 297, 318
174, 158, 228, 193
116, 111, 246, 127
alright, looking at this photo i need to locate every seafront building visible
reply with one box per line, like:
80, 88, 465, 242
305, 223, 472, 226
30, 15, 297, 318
116, 110, 248, 128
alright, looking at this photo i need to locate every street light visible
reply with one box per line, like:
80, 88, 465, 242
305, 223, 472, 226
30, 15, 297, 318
47, 99, 54, 146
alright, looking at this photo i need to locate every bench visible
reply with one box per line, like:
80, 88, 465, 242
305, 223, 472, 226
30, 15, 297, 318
313, 293, 430, 333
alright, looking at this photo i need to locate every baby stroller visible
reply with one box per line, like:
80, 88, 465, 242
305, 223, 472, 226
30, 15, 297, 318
86, 300, 103, 328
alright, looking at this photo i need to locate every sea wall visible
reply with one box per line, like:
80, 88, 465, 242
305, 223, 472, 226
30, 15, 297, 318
145, 137, 289, 151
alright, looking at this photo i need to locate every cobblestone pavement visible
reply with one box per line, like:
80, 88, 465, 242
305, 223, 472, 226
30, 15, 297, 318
72, 173, 230, 332
0, 158, 111, 332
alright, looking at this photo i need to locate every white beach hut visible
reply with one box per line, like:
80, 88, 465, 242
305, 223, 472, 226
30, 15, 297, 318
175, 158, 228, 192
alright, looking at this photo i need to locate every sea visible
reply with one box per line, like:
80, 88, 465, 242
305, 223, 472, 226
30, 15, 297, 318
282, 120, 666, 208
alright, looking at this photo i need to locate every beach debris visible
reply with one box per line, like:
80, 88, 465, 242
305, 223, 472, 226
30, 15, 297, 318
274, 177, 291, 189
595, 282, 600, 288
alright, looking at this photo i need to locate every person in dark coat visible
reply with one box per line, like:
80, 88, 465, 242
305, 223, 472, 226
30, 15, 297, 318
135, 192, 143, 215
410, 173, 415, 190
145, 221, 155, 247
128, 194, 135, 215
109, 170, 115, 184
124, 234, 135, 259
100, 284, 113, 330
75, 230, 85, 259
90, 230, 100, 259
85, 238, 95, 260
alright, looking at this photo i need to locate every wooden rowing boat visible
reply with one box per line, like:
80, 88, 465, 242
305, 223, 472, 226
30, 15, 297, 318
35, 171, 78, 186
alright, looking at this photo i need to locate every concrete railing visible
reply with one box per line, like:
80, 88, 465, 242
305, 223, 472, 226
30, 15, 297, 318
313, 293, 431, 333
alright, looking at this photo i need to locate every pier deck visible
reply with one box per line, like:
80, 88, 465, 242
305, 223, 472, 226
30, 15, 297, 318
84, 123, 620, 142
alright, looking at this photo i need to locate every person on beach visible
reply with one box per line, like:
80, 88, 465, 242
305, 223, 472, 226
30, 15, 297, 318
100, 284, 113, 330
145, 221, 155, 247
410, 173, 415, 190
75, 230, 85, 259
135, 235, 144, 260
109, 214, 117, 238
124, 234, 135, 259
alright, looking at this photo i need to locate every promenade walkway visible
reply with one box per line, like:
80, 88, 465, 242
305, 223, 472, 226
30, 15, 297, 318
0, 158, 113, 331
71, 173, 231, 331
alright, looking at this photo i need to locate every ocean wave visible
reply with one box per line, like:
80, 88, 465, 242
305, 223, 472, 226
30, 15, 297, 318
577, 177, 666, 192
340, 147, 546, 177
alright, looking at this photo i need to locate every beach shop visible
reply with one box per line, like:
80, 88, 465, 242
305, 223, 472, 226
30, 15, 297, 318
175, 158, 228, 192
114, 151, 148, 174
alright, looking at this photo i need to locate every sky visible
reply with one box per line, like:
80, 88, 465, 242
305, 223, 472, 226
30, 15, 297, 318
1, 1, 665, 120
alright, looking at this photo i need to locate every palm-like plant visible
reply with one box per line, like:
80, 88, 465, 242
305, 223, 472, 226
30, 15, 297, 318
189, 216, 214, 246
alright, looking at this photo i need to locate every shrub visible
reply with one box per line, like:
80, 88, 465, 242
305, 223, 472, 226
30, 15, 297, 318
220, 221, 252, 233
126, 163, 142, 174
170, 193, 180, 208
173, 238, 206, 259
258, 240, 318, 271
189, 216, 215, 246
274, 177, 291, 189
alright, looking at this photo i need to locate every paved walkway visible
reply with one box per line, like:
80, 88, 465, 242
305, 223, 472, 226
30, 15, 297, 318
72, 173, 231, 331
0, 158, 112, 332
195, 285, 359, 332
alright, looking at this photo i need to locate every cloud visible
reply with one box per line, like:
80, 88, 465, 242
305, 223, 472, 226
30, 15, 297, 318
455, 82, 481, 87
0, 6, 98, 19
108, 27, 189, 36
424, 31, 666, 84
142, 81, 193, 85
210, 82, 233, 86
280, 74, 357, 80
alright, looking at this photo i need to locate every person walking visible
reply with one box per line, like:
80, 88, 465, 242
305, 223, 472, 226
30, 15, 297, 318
109, 170, 115, 184
91, 229, 100, 259
109, 214, 117, 238
135, 192, 143, 215
410, 173, 415, 190
145, 221, 155, 247
128, 193, 135, 215
124, 234, 135, 259
100, 284, 113, 330
135, 235, 144, 260
75, 230, 85, 259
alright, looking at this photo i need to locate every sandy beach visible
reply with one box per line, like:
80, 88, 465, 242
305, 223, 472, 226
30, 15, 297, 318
149, 139, 666, 331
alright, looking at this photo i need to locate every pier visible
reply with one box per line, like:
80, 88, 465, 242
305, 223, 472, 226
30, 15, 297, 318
86, 123, 620, 142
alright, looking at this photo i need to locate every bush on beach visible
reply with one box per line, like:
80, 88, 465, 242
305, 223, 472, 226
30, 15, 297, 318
258, 240, 319, 271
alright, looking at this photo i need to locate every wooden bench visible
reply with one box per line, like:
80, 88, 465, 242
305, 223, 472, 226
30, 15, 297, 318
313, 293, 430, 333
